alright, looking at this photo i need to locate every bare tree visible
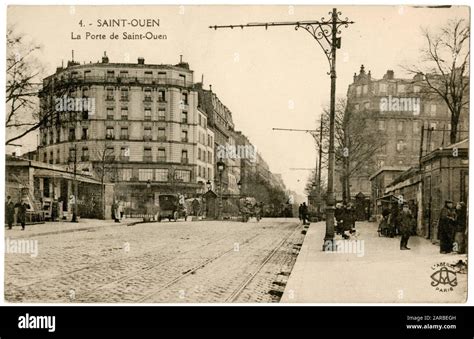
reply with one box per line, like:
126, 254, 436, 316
405, 18, 469, 144
93, 140, 118, 218
6, 27, 44, 146
319, 98, 385, 203
6, 27, 78, 147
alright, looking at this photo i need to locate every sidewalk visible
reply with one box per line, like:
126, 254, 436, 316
4, 218, 142, 238
281, 221, 467, 303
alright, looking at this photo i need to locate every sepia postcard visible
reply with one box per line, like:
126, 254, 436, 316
4, 5, 469, 304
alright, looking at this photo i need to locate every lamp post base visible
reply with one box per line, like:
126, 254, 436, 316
322, 238, 338, 251
322, 195, 336, 251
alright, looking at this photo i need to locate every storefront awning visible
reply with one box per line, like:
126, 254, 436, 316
34, 168, 101, 185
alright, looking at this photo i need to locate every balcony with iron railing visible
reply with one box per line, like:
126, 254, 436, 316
45, 76, 194, 89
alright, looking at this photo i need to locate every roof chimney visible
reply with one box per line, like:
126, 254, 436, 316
138, 57, 145, 65
384, 70, 394, 80
102, 51, 109, 63
209, 84, 212, 92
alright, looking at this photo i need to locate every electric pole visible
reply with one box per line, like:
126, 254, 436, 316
211, 8, 354, 251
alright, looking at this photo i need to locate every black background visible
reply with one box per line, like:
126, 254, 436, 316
0, 306, 473, 338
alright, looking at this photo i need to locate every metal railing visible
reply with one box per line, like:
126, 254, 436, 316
46, 76, 194, 89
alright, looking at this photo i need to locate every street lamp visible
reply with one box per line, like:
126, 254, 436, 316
216, 158, 226, 219
68, 145, 78, 223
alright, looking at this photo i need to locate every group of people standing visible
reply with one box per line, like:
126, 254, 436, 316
298, 202, 309, 225
438, 200, 467, 254
380, 199, 467, 253
380, 202, 420, 250
5, 195, 30, 231
335, 203, 356, 239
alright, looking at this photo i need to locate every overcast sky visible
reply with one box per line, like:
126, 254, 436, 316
7, 5, 469, 196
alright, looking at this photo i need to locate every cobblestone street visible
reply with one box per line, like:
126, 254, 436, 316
5, 218, 304, 303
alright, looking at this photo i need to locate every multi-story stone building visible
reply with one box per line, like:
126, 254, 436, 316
37, 54, 214, 215
195, 83, 240, 197
340, 65, 468, 213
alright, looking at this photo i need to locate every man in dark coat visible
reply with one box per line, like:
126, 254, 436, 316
388, 202, 399, 238
5, 196, 15, 229
301, 202, 309, 225
15, 199, 29, 231
438, 200, 456, 254
298, 204, 303, 222
335, 203, 344, 235
343, 204, 355, 238
454, 202, 466, 254
399, 203, 414, 250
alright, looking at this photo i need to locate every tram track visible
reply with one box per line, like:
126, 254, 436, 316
225, 223, 302, 302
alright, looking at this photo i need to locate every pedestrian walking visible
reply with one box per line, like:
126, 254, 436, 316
342, 204, 355, 239
113, 201, 121, 223
438, 200, 456, 254
378, 207, 391, 237
301, 202, 309, 225
454, 202, 466, 254
51, 199, 58, 222
15, 199, 29, 231
388, 202, 399, 238
5, 196, 15, 230
117, 201, 123, 221
399, 203, 414, 250
298, 204, 303, 222
346, 203, 356, 234
335, 203, 344, 235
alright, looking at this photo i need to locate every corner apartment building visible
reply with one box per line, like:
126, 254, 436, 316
340, 65, 468, 206
37, 54, 214, 213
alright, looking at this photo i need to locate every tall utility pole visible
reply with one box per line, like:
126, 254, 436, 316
211, 8, 354, 251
